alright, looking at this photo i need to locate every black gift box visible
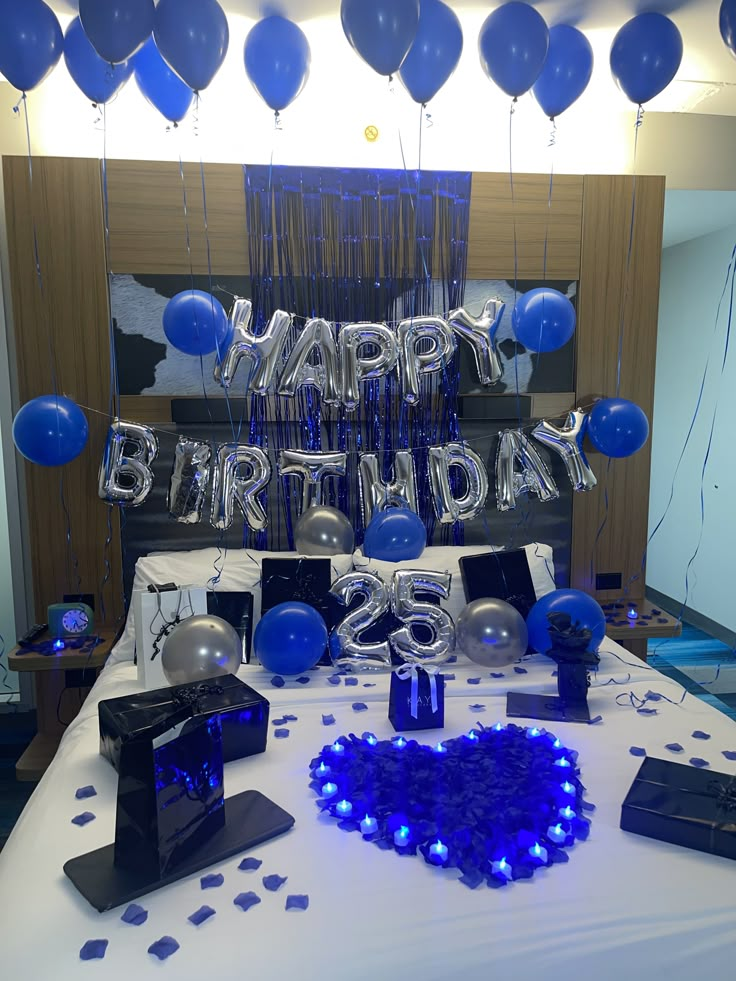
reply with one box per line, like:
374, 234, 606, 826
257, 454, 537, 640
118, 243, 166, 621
261, 557, 336, 665
99, 674, 269, 772
621, 757, 736, 860
459, 549, 538, 620
388, 667, 444, 732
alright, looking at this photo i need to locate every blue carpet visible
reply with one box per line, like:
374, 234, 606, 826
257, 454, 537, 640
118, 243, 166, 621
648, 624, 736, 721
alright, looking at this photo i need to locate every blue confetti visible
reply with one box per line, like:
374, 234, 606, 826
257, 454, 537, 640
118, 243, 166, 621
270, 676, 285, 688
344, 677, 358, 687
644, 691, 663, 702
274, 728, 290, 738
79, 940, 108, 961
322, 714, 335, 726
352, 702, 368, 712
665, 743, 684, 753
75, 785, 96, 800
692, 730, 711, 740
188, 905, 215, 926
200, 873, 224, 889
263, 874, 288, 892
637, 708, 658, 716
238, 857, 262, 871
148, 937, 179, 961
363, 683, 376, 687
272, 717, 286, 726
234, 892, 261, 912
490, 673, 505, 679
296, 676, 310, 685
285, 894, 309, 911
629, 746, 646, 757
513, 667, 528, 675
443, 673, 456, 681
467, 678, 481, 685
722, 751, 736, 761
469, 704, 486, 711
327, 675, 341, 685
72, 811, 95, 827
120, 903, 147, 926
690, 757, 710, 768
283, 714, 298, 722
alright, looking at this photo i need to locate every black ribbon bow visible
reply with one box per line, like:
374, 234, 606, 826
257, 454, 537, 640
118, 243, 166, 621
172, 683, 224, 713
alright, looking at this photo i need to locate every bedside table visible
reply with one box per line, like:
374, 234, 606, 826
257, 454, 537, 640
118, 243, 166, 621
604, 600, 682, 662
8, 627, 119, 781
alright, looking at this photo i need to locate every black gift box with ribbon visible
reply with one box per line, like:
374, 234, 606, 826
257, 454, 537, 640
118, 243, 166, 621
388, 666, 445, 732
620, 757, 736, 860
99, 675, 269, 772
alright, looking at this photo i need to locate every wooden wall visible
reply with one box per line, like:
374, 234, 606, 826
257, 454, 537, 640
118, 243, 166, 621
3, 157, 665, 623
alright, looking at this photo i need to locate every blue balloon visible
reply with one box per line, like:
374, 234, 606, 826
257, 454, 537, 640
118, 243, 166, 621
244, 16, 311, 113
610, 13, 683, 105
154, 0, 229, 93
398, 0, 463, 105
478, 2, 549, 98
13, 395, 88, 467
79, 0, 154, 65
587, 398, 649, 458
532, 24, 593, 119
721, 0, 736, 58
363, 509, 426, 562
64, 17, 133, 104
0, 0, 63, 93
254, 602, 328, 675
526, 589, 606, 655
341, 0, 420, 77
163, 290, 230, 356
512, 288, 576, 353
134, 36, 194, 123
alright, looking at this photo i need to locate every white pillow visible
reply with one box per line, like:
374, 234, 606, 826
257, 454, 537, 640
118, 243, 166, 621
351, 544, 555, 624
107, 548, 354, 665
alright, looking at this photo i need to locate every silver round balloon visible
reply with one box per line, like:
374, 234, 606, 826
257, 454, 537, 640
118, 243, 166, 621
162, 615, 242, 686
294, 505, 355, 556
456, 598, 529, 667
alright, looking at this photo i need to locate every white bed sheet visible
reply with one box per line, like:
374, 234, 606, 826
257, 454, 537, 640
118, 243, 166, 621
2, 642, 736, 979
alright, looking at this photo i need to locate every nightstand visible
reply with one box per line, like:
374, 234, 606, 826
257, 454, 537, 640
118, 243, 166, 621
8, 627, 119, 781
604, 599, 682, 662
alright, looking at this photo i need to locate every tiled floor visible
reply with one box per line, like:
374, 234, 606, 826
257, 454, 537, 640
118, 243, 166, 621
648, 623, 736, 721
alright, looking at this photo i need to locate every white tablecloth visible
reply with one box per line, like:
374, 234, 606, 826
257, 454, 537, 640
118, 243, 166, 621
2, 643, 736, 979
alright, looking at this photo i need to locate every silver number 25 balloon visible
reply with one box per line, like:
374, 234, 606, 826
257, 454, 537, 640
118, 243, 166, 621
389, 570, 455, 666
328, 572, 392, 671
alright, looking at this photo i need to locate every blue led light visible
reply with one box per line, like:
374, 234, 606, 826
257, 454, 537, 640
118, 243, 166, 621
364, 733, 378, 746
394, 737, 407, 749
528, 727, 540, 737
554, 757, 571, 768
493, 722, 504, 731
332, 741, 345, 754
532, 843, 541, 857
467, 730, 479, 741
561, 781, 575, 795
53, 639, 65, 651
553, 738, 562, 749
434, 742, 447, 753
321, 782, 337, 797
336, 799, 353, 817
316, 761, 330, 776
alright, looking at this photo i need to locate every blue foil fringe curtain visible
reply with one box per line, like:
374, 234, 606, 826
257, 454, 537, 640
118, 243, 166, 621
241, 165, 471, 550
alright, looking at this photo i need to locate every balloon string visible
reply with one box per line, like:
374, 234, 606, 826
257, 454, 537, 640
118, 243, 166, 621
615, 106, 644, 397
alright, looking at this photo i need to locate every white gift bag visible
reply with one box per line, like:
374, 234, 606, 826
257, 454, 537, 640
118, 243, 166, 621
133, 585, 208, 690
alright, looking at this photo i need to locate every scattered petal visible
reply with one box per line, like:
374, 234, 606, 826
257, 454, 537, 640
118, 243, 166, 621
148, 937, 179, 961
322, 714, 335, 726
270, 676, 285, 688
363, 683, 376, 688
200, 873, 224, 889
75, 785, 97, 800
637, 708, 658, 716
513, 667, 528, 675
285, 894, 309, 911
665, 743, 684, 753
327, 675, 341, 686
283, 714, 298, 722
692, 730, 711, 740
188, 905, 215, 926
234, 892, 261, 912
490, 673, 505, 679
274, 729, 290, 738
79, 940, 108, 961
629, 746, 646, 757
344, 677, 358, 687
271, 717, 286, 726
644, 691, 663, 702
352, 702, 368, 712
72, 811, 95, 827
722, 751, 736, 761
469, 704, 486, 711
467, 678, 481, 685
446, 655, 458, 664
238, 857, 262, 871
690, 757, 710, 768
296, 676, 310, 685
459, 869, 484, 889
443, 673, 456, 681
120, 903, 147, 926
263, 874, 288, 892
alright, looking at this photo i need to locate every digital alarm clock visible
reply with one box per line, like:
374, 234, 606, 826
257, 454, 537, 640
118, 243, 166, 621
48, 602, 94, 638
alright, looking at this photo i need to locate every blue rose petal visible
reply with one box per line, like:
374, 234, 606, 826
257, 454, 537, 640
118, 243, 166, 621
690, 757, 710, 768
79, 940, 108, 961
352, 702, 368, 712
629, 746, 646, 757
274, 728, 290, 738
263, 874, 288, 892
234, 892, 261, 912
121, 903, 148, 926
469, 704, 486, 711
188, 905, 215, 926
344, 677, 358, 687
238, 857, 262, 871
148, 937, 179, 961
467, 678, 481, 685
722, 750, 736, 761
513, 667, 528, 675
665, 743, 684, 753
72, 811, 95, 827
75, 785, 97, 800
692, 730, 711, 740
272, 717, 286, 726
296, 676, 310, 685
283, 714, 298, 722
285, 894, 309, 911
200, 873, 224, 889
327, 675, 341, 685
322, 714, 335, 726
490, 673, 505, 679
270, 676, 285, 688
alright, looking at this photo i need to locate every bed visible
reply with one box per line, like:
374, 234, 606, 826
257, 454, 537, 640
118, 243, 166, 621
2, 630, 736, 979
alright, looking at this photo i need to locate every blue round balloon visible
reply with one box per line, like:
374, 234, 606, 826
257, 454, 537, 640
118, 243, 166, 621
0, 0, 63, 93
13, 395, 88, 467
721, 0, 736, 59
398, 0, 463, 105
254, 602, 328, 675
512, 288, 576, 353
154, 0, 229, 92
79, 0, 154, 65
244, 16, 311, 113
587, 398, 649, 458
64, 17, 133, 104
526, 589, 606, 655
532, 24, 593, 119
363, 509, 426, 562
135, 36, 194, 123
610, 13, 683, 105
478, 2, 549, 98
341, 0, 420, 77
163, 290, 230, 356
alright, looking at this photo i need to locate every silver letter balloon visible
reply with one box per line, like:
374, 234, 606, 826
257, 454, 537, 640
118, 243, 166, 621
161, 615, 242, 686
455, 598, 529, 667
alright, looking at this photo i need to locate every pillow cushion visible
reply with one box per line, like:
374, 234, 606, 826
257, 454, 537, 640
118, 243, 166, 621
107, 548, 354, 666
